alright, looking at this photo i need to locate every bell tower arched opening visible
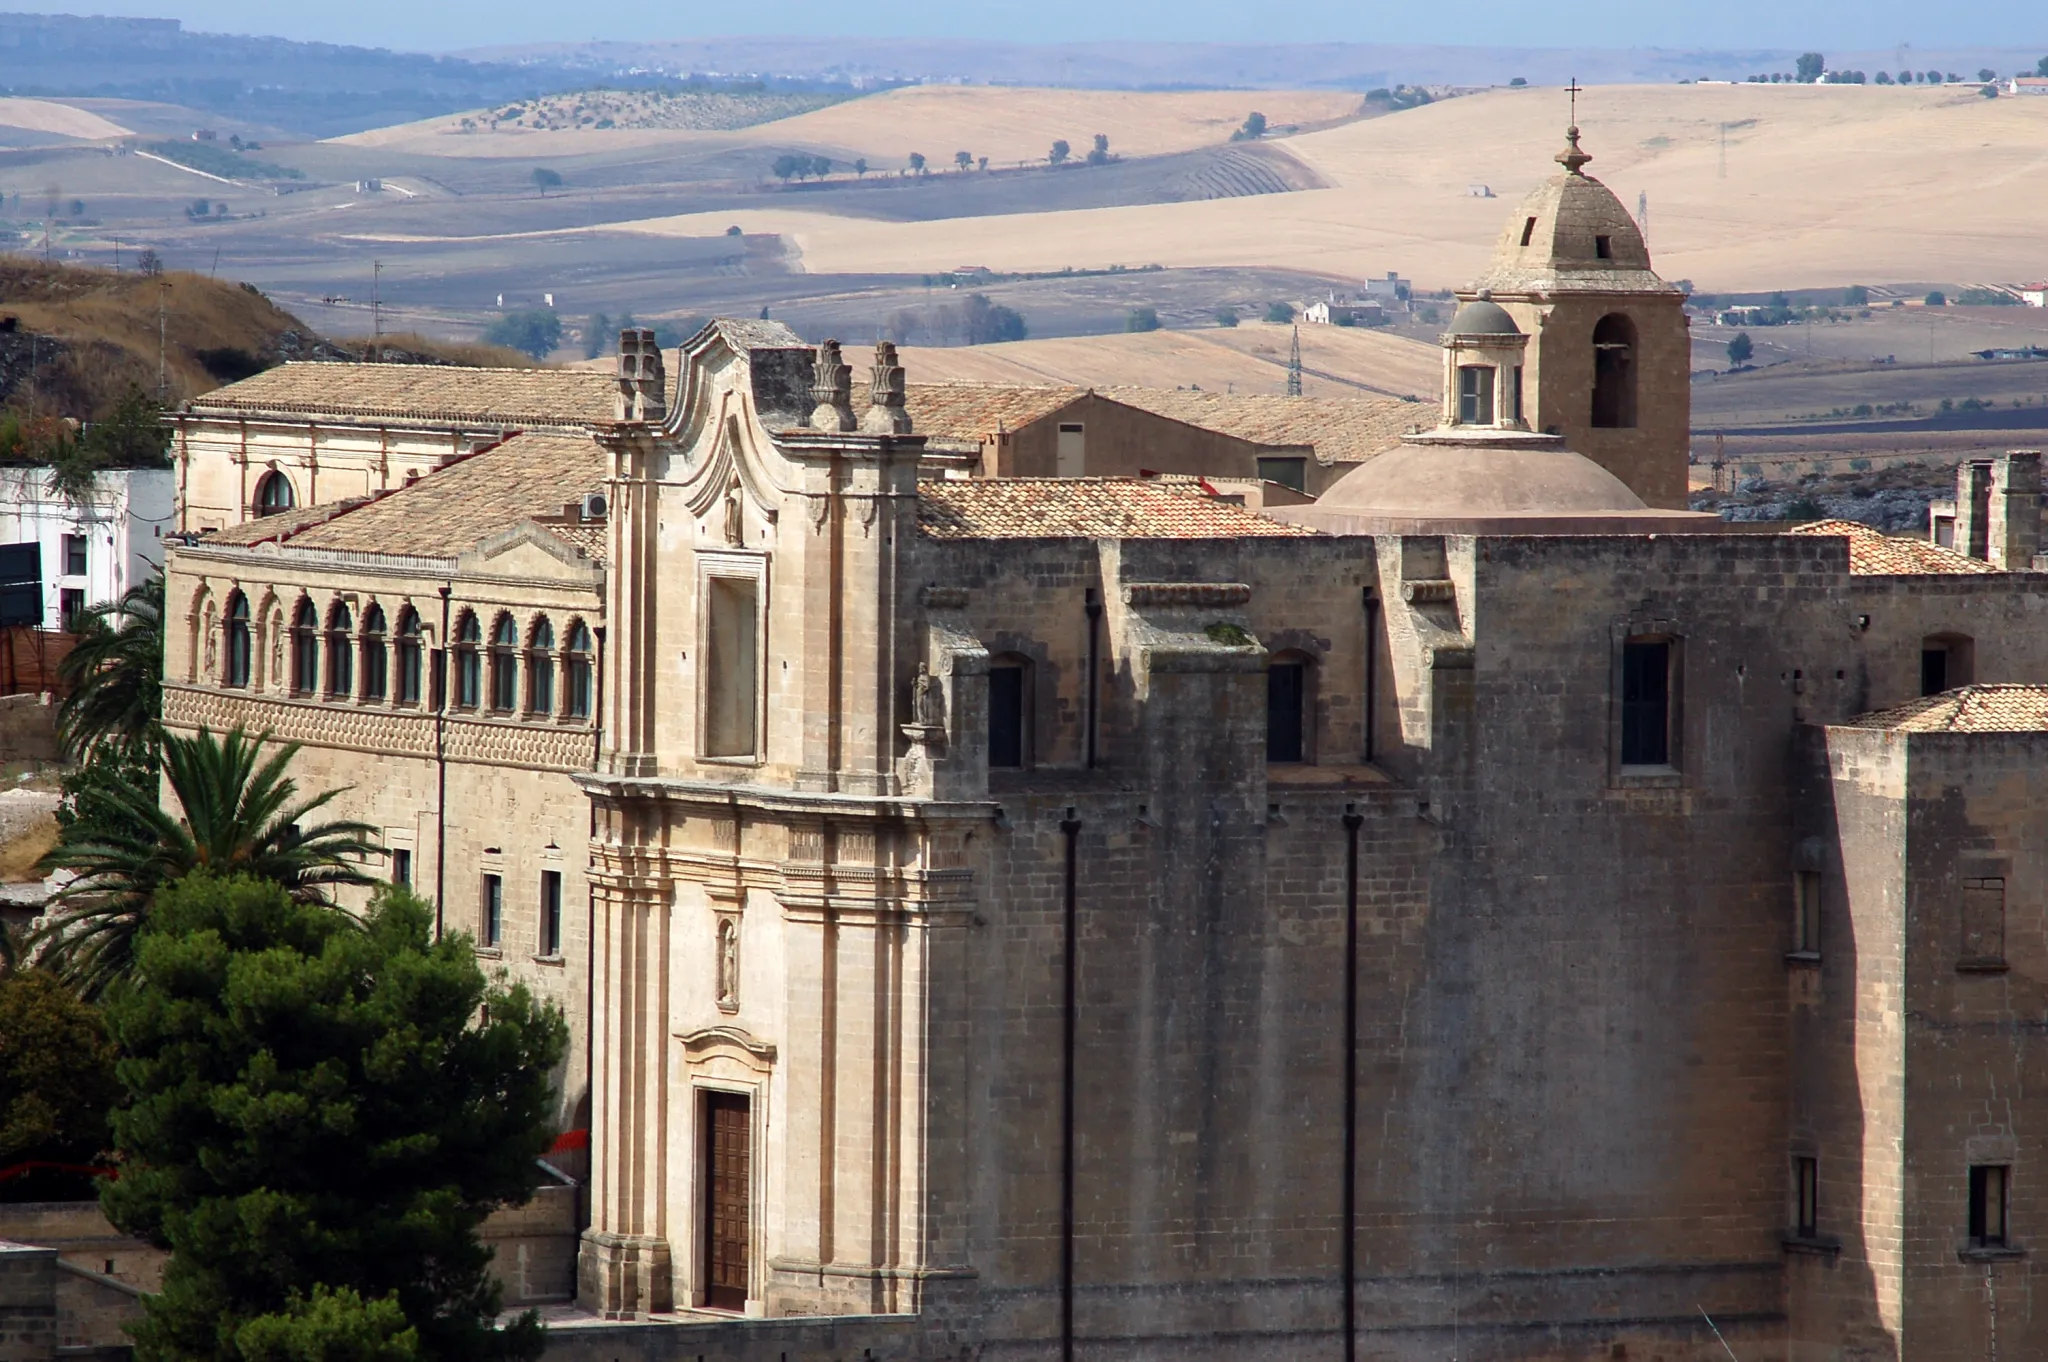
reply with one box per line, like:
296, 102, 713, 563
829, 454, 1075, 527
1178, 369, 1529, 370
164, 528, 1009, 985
1591, 313, 1638, 429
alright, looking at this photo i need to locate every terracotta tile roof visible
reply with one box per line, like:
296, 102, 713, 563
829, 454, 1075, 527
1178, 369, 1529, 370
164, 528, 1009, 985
898, 383, 1087, 440
203, 432, 607, 560
185, 362, 616, 427
1849, 685, 2048, 733
917, 476, 1317, 540
1787, 519, 1999, 575
1102, 389, 1427, 465
205, 500, 370, 546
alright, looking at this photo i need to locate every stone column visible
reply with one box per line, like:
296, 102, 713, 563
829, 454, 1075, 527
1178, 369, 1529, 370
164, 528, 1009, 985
577, 801, 675, 1317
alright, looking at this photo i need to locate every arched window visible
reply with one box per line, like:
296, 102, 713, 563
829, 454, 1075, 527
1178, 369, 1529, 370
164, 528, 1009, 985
527, 617, 555, 716
489, 613, 518, 712
224, 592, 251, 688
565, 621, 593, 720
454, 611, 482, 709
987, 653, 1033, 769
361, 604, 388, 702
1266, 651, 1314, 764
326, 601, 353, 698
394, 608, 423, 705
1591, 313, 1638, 429
291, 599, 319, 694
254, 471, 296, 517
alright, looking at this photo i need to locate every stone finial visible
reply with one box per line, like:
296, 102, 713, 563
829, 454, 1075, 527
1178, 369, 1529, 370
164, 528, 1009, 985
614, 328, 667, 422
808, 339, 856, 432
1555, 125, 1592, 175
863, 340, 912, 435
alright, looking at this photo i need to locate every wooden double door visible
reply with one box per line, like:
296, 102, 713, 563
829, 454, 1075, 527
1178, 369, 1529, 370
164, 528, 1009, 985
702, 1091, 751, 1311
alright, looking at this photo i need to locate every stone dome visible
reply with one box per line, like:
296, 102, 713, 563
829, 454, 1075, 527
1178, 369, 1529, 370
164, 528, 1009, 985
1315, 428, 1649, 518
1445, 298, 1521, 336
1473, 128, 1678, 298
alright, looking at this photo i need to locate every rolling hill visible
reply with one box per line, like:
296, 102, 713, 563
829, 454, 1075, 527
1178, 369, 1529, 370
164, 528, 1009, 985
546, 82, 2048, 292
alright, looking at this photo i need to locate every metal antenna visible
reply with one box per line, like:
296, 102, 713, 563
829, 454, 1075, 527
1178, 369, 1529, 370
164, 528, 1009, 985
372, 259, 383, 362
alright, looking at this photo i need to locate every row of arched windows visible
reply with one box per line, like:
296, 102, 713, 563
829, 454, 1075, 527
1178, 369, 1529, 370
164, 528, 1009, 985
219, 591, 591, 722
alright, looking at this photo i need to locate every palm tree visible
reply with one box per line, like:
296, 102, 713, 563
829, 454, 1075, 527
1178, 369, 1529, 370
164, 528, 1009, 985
36, 725, 380, 998
55, 572, 162, 761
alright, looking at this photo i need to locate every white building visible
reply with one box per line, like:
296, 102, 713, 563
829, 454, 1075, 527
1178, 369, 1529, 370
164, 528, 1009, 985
0, 467, 174, 628
2020, 283, 2048, 308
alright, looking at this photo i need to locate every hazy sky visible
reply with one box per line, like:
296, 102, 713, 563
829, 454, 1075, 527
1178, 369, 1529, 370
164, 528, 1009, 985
23, 0, 2046, 53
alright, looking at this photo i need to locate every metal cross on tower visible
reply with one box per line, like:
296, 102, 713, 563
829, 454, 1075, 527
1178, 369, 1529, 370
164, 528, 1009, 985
1566, 76, 1581, 125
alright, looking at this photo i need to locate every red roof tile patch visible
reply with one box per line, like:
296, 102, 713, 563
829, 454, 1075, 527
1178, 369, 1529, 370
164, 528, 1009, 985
1787, 519, 1998, 575
917, 477, 1317, 540
1849, 685, 2048, 732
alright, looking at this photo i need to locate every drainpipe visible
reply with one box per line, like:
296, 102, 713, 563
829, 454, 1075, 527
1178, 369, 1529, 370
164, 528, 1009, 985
433, 583, 451, 941
1341, 806, 1364, 1362
1059, 807, 1082, 1362
1362, 589, 1379, 764
1083, 589, 1101, 768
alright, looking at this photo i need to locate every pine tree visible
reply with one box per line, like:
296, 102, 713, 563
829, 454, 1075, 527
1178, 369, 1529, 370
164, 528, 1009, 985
102, 874, 568, 1362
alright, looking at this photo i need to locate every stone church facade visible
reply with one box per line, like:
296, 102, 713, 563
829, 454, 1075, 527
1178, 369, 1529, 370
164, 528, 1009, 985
160, 127, 2048, 1361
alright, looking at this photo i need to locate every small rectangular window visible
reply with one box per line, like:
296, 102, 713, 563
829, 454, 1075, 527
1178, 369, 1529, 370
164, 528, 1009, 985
1509, 366, 1524, 423
1267, 662, 1306, 764
987, 664, 1025, 768
704, 576, 760, 758
61, 533, 86, 577
1621, 640, 1672, 767
1520, 216, 1537, 247
391, 848, 412, 888
1457, 365, 1496, 425
540, 870, 562, 957
59, 587, 84, 628
481, 873, 503, 948
1962, 877, 2006, 968
1795, 1156, 1819, 1238
1970, 1164, 2009, 1247
1255, 456, 1307, 492
1792, 871, 1822, 956
1595, 234, 1613, 259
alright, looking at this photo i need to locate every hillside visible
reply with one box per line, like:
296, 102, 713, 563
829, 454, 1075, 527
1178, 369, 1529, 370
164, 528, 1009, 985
0, 260, 532, 422
339, 85, 1365, 164
840, 321, 1442, 400
576, 83, 2048, 292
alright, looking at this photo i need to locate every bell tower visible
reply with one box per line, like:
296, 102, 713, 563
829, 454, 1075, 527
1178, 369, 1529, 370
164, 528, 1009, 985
1464, 117, 1691, 508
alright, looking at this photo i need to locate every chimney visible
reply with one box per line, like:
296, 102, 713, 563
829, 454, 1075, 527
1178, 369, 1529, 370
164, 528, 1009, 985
614, 328, 666, 423
1954, 459, 1994, 561
1988, 451, 2042, 568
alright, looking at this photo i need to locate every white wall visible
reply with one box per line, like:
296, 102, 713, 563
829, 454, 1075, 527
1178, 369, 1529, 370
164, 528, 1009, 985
0, 467, 174, 627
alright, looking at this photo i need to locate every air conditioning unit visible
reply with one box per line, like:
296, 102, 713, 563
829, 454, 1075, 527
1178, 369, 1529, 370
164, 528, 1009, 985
580, 493, 608, 521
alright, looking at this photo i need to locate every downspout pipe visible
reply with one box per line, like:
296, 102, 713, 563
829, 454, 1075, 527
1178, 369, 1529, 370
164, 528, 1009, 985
1341, 806, 1364, 1362
1363, 588, 1379, 764
1084, 590, 1101, 768
1059, 807, 1082, 1362
433, 583, 451, 941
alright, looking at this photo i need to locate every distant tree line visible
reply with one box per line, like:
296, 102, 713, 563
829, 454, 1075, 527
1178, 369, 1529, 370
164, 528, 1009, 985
883, 294, 1026, 347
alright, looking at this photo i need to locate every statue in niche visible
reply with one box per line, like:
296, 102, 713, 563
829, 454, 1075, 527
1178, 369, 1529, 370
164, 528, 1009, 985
716, 918, 739, 1011
913, 661, 944, 729
202, 604, 218, 680
723, 480, 743, 546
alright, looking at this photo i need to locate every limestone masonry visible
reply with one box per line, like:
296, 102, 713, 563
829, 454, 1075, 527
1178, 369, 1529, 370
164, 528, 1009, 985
139, 123, 2048, 1361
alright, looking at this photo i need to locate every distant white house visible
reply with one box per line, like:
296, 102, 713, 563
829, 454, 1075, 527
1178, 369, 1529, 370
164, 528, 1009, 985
0, 467, 172, 629
2005, 77, 2048, 95
2020, 283, 2048, 308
